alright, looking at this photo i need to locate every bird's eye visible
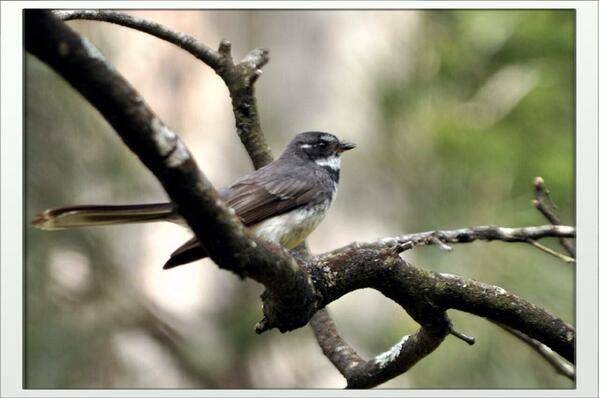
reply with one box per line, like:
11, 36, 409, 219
317, 140, 328, 148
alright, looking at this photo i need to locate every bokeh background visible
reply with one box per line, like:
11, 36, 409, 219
25, 10, 574, 389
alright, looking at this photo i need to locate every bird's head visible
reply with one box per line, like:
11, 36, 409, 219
283, 131, 356, 167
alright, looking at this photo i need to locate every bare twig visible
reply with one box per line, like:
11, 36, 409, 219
533, 176, 575, 257
449, 326, 476, 346
431, 236, 453, 251
338, 224, 575, 255
533, 177, 562, 225
55, 9, 273, 169
54, 10, 221, 68
527, 239, 576, 263
493, 321, 575, 380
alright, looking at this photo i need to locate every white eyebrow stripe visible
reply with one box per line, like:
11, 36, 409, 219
315, 155, 341, 170
301, 144, 313, 148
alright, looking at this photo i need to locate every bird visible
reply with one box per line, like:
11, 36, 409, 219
32, 131, 356, 269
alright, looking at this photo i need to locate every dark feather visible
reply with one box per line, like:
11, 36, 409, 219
32, 203, 175, 230
221, 160, 326, 225
163, 237, 207, 269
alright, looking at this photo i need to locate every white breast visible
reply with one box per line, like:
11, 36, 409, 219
249, 200, 332, 249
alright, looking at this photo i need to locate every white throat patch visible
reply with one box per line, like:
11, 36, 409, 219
315, 155, 341, 170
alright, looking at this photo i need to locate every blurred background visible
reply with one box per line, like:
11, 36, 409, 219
25, 10, 574, 389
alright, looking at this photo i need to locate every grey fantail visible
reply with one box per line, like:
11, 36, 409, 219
33, 131, 356, 269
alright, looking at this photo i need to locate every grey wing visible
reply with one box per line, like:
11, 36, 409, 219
164, 167, 321, 269
222, 171, 321, 226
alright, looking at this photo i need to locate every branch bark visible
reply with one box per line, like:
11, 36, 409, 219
308, 222, 575, 387
341, 224, 575, 254
54, 9, 274, 169
27, 10, 576, 389
310, 308, 448, 389
25, 10, 317, 333
307, 246, 574, 363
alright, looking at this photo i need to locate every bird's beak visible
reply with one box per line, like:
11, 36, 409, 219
336, 141, 356, 153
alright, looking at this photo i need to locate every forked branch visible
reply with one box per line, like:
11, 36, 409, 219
25, 10, 318, 333
533, 176, 576, 257
27, 10, 575, 389
55, 9, 273, 169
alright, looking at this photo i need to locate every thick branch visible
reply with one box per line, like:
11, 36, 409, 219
347, 327, 445, 389
25, 10, 316, 332
308, 247, 575, 363
309, 309, 364, 375
308, 224, 575, 388
55, 9, 273, 169
310, 308, 447, 389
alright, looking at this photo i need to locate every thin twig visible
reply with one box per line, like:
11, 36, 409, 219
449, 326, 476, 346
533, 176, 575, 257
431, 236, 453, 251
493, 321, 575, 380
54, 10, 222, 69
527, 239, 576, 263
55, 9, 273, 169
340, 224, 575, 255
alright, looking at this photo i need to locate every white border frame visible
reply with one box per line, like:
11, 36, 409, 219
2, 2, 597, 397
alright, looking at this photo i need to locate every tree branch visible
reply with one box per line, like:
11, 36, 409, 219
54, 10, 221, 69
307, 247, 574, 363
25, 10, 317, 333
533, 176, 576, 257
335, 224, 575, 254
309, 309, 364, 376
308, 222, 574, 387
310, 308, 449, 389
493, 321, 575, 380
448, 326, 476, 345
28, 10, 576, 389
54, 9, 274, 169
526, 239, 575, 263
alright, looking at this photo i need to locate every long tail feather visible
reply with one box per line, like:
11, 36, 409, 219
32, 203, 176, 230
